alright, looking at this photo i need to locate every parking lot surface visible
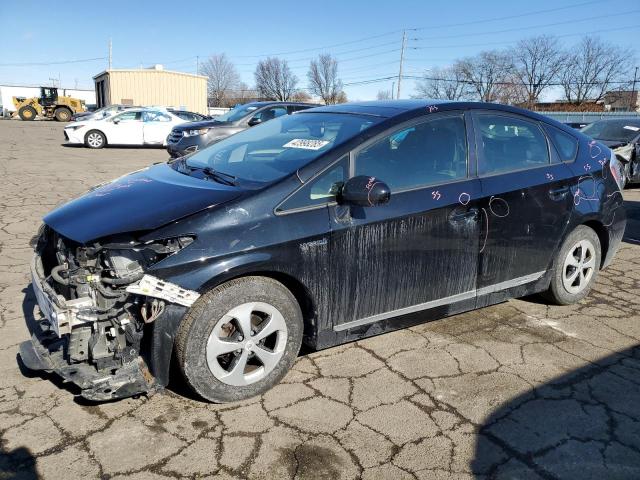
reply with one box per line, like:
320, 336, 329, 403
1, 120, 639, 479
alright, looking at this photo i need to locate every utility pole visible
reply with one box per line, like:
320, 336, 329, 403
108, 38, 112, 70
397, 30, 406, 99
630, 66, 638, 112
196, 56, 199, 75
391, 81, 395, 100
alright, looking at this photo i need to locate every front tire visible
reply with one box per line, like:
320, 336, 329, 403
543, 225, 601, 305
54, 107, 72, 122
84, 130, 106, 149
18, 106, 37, 121
175, 277, 303, 403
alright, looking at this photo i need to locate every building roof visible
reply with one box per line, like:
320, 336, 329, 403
93, 68, 207, 81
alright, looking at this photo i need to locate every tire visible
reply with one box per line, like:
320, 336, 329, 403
175, 276, 303, 403
84, 130, 106, 149
54, 107, 72, 122
18, 106, 37, 121
543, 225, 601, 305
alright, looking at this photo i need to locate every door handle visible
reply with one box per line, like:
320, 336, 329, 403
449, 208, 478, 223
549, 186, 570, 200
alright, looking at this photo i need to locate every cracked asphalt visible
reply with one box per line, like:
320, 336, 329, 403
1, 120, 639, 479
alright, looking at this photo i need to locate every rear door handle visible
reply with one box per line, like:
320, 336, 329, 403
549, 186, 570, 200
449, 208, 478, 223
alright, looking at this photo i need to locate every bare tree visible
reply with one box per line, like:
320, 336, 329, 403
413, 65, 471, 100
377, 89, 392, 100
560, 36, 633, 105
199, 54, 241, 108
254, 57, 298, 101
457, 51, 511, 102
510, 35, 565, 108
307, 54, 344, 104
290, 90, 312, 102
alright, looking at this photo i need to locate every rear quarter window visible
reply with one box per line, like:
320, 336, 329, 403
543, 124, 578, 162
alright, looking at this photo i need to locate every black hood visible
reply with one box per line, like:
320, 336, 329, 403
172, 119, 231, 131
44, 163, 241, 243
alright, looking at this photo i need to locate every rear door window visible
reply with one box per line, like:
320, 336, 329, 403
476, 114, 550, 175
543, 124, 578, 162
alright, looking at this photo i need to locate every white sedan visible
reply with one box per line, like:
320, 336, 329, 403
64, 108, 187, 149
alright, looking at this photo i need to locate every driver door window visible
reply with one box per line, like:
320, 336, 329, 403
114, 111, 142, 122
354, 114, 468, 192
251, 107, 288, 125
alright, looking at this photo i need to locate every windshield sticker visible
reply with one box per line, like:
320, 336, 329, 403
623, 125, 640, 132
283, 139, 330, 150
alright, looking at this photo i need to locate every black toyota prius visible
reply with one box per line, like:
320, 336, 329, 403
20, 100, 626, 403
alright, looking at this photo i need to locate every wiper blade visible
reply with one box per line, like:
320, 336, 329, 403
202, 167, 238, 186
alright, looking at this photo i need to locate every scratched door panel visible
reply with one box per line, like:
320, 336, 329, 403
328, 179, 482, 325
473, 110, 576, 288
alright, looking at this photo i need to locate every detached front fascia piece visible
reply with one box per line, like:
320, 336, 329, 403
126, 275, 200, 307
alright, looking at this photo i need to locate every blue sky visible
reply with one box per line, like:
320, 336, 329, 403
1, 0, 638, 101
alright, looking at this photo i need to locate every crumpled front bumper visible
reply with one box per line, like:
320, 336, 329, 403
19, 252, 194, 401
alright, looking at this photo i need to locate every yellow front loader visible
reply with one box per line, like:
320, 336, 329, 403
12, 87, 86, 122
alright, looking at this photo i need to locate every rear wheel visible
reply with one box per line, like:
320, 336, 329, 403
84, 130, 106, 149
543, 225, 601, 305
175, 277, 303, 403
18, 106, 37, 121
54, 107, 72, 122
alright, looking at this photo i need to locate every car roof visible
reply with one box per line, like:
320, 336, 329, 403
307, 99, 556, 121
242, 101, 317, 107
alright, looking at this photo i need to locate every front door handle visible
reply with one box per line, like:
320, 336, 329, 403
549, 185, 570, 200
449, 208, 478, 223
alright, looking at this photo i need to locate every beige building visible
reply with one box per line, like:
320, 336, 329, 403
93, 65, 207, 114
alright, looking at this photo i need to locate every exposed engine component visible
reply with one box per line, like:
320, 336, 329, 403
27, 226, 197, 399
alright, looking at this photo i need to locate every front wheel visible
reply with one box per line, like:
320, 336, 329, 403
18, 106, 37, 121
175, 277, 303, 403
84, 130, 106, 149
543, 225, 601, 305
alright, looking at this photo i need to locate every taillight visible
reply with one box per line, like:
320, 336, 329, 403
609, 151, 624, 191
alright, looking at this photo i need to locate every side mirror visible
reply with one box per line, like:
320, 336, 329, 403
112, 117, 120, 124
247, 117, 262, 127
339, 175, 391, 207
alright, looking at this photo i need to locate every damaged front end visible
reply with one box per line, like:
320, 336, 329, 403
19, 225, 199, 401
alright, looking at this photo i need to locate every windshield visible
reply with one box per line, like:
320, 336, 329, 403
215, 104, 261, 122
186, 112, 382, 183
581, 120, 640, 143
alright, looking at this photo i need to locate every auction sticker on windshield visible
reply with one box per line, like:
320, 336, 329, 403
623, 125, 640, 132
283, 139, 330, 150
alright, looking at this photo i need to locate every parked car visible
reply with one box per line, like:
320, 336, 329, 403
168, 109, 211, 122
166, 101, 315, 157
564, 121, 590, 130
63, 107, 187, 148
581, 118, 640, 187
71, 104, 138, 122
21, 100, 626, 402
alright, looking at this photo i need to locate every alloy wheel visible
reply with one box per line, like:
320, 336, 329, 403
562, 239, 596, 295
206, 302, 288, 387
87, 132, 103, 148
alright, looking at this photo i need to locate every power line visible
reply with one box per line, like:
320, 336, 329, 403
411, 24, 639, 50
0, 56, 107, 67
411, 10, 640, 42
411, 0, 600, 30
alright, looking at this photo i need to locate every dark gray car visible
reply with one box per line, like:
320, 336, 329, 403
166, 101, 315, 157
581, 118, 640, 187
